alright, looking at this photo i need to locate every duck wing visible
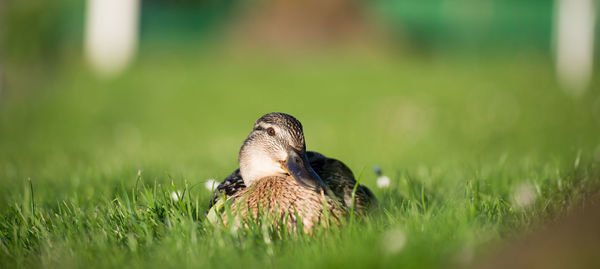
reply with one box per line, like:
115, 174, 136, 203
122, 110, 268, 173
207, 169, 245, 211
306, 151, 378, 215
206, 152, 378, 214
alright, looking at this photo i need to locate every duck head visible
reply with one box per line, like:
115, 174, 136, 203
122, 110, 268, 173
239, 112, 325, 191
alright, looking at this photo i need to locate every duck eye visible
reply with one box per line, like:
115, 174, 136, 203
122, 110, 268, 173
267, 127, 276, 136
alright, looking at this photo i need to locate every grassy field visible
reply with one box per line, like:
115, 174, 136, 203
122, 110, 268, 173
1, 49, 599, 268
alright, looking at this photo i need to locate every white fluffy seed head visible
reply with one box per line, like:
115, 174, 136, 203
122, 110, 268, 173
170, 190, 182, 201
513, 182, 537, 208
382, 228, 406, 254
205, 179, 218, 192
377, 176, 391, 188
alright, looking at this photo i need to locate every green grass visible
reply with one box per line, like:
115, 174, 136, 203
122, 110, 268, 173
1, 49, 600, 268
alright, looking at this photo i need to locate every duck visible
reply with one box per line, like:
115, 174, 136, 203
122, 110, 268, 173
206, 112, 377, 232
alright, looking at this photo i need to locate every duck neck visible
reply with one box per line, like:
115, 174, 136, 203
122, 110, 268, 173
239, 144, 286, 187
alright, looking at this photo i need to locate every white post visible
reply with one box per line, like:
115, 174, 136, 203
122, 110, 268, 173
84, 0, 140, 78
554, 0, 596, 97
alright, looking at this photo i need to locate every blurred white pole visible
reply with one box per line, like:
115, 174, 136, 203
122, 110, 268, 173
84, 0, 140, 78
554, 0, 595, 97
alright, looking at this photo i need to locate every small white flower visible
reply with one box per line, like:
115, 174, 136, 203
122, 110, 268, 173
137, 169, 142, 177
171, 190, 182, 201
513, 182, 537, 208
382, 228, 406, 254
377, 175, 391, 188
205, 179, 218, 192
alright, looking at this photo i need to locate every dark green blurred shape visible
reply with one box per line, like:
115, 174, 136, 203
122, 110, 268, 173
4, 0, 599, 62
375, 0, 556, 52
139, 0, 235, 45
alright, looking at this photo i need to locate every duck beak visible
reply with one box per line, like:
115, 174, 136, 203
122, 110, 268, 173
283, 149, 326, 190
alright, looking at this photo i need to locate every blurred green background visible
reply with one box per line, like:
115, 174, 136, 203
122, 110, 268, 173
1, 0, 600, 268
1, 0, 598, 194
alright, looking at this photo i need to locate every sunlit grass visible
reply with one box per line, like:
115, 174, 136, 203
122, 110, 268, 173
1, 50, 599, 268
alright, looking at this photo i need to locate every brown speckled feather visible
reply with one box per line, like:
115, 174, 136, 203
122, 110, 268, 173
225, 176, 346, 233
207, 151, 377, 225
